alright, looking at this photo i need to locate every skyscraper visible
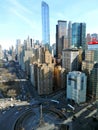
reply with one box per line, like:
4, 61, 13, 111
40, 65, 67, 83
62, 48, 79, 72
67, 71, 87, 104
41, 1, 50, 45
90, 63, 98, 100
56, 20, 67, 58
72, 23, 86, 49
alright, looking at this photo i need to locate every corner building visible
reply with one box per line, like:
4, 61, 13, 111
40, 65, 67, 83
37, 63, 54, 95
62, 49, 79, 72
67, 71, 87, 104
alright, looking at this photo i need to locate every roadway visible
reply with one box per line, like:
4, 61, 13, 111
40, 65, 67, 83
0, 105, 30, 130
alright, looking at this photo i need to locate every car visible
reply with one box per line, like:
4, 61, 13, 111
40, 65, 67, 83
18, 107, 22, 111
14, 111, 19, 115
2, 111, 6, 114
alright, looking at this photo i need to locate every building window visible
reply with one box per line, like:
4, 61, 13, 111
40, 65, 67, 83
68, 75, 71, 85
81, 77, 84, 90
74, 80, 77, 89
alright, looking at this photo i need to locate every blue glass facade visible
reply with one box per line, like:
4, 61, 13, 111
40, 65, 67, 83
72, 23, 86, 49
41, 1, 50, 45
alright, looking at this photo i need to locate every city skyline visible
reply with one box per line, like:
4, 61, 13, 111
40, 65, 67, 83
0, 0, 98, 49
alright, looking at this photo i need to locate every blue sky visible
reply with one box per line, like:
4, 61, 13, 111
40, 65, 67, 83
0, 0, 98, 49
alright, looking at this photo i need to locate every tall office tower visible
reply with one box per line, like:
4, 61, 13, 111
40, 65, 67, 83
56, 20, 67, 58
27, 36, 31, 50
38, 47, 45, 63
16, 39, 22, 61
30, 38, 33, 48
41, 1, 50, 45
72, 23, 86, 49
24, 36, 32, 50
68, 21, 72, 48
67, 71, 87, 104
90, 63, 98, 100
0, 45, 2, 59
62, 49, 79, 72
52, 43, 56, 57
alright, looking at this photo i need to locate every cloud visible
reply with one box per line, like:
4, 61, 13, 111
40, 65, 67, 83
10, 8, 36, 30
8, 0, 32, 14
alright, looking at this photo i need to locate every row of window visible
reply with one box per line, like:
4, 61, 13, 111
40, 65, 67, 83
68, 75, 84, 90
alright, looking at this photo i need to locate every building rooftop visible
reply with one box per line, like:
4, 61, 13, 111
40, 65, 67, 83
62, 48, 79, 51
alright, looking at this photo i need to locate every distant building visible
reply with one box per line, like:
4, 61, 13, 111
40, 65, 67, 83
30, 62, 38, 90
24, 36, 32, 50
68, 21, 72, 48
62, 49, 79, 72
52, 43, 56, 57
67, 71, 87, 104
72, 23, 86, 49
41, 1, 50, 45
0, 45, 2, 59
87, 33, 98, 50
16, 39, 22, 61
56, 20, 67, 58
38, 47, 45, 63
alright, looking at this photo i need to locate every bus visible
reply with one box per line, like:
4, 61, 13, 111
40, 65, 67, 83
68, 104, 75, 111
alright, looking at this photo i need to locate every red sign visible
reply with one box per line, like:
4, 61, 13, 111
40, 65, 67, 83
88, 38, 98, 45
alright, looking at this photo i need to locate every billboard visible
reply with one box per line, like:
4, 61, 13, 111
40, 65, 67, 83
88, 38, 98, 45
88, 33, 98, 50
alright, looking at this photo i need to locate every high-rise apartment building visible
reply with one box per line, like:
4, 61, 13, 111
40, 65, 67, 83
0, 45, 2, 59
54, 66, 66, 90
62, 49, 79, 72
82, 50, 98, 99
90, 63, 98, 100
37, 63, 54, 95
67, 71, 87, 104
41, 1, 50, 45
56, 20, 67, 58
72, 23, 86, 49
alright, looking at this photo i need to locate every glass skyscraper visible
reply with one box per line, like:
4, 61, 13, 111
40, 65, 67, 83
72, 23, 86, 49
41, 1, 50, 45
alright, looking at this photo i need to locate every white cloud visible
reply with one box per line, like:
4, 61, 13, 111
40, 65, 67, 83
8, 0, 32, 14
10, 8, 36, 30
